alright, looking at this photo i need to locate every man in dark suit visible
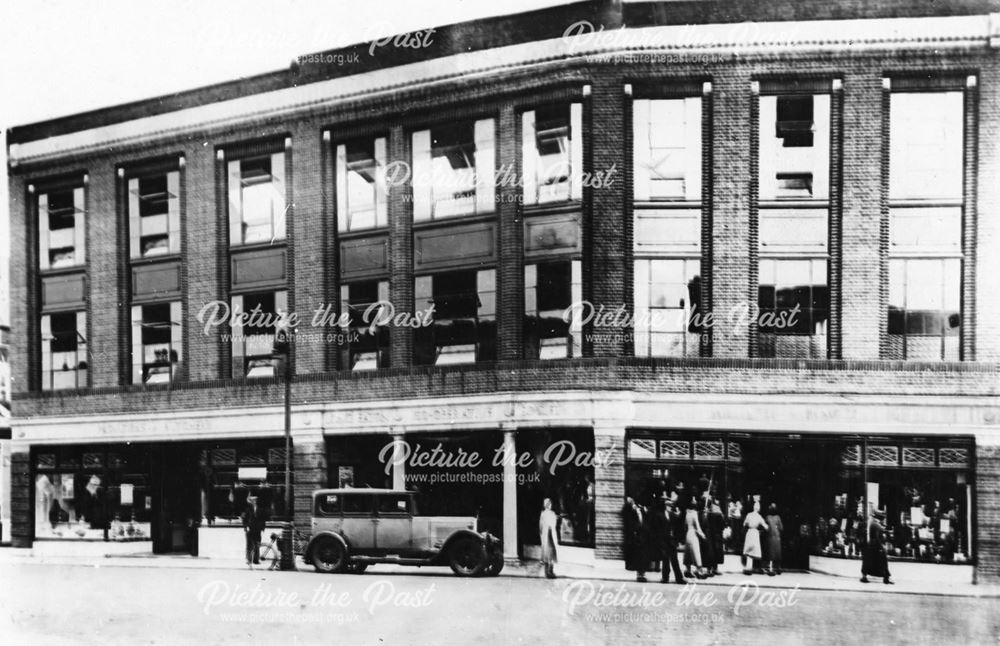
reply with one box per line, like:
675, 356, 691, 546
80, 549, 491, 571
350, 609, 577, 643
623, 497, 649, 582
861, 508, 893, 584
242, 495, 267, 568
650, 494, 685, 584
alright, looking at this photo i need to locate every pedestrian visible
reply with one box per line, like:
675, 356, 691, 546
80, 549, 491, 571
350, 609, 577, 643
764, 503, 784, 575
742, 500, 768, 574
623, 496, 650, 582
539, 497, 559, 579
241, 494, 267, 569
697, 497, 715, 577
649, 494, 685, 584
683, 495, 707, 579
861, 508, 893, 584
707, 498, 726, 576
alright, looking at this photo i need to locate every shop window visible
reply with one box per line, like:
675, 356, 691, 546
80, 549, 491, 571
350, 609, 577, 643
758, 259, 829, 359
817, 440, 974, 564
230, 290, 288, 378
658, 440, 691, 460
38, 187, 86, 270
522, 103, 583, 205
414, 269, 495, 365
199, 442, 289, 523
693, 441, 724, 461
633, 97, 701, 201
128, 172, 180, 258
887, 258, 961, 361
412, 119, 495, 220
634, 258, 702, 357
41, 311, 87, 391
339, 279, 390, 370
524, 260, 582, 359
627, 438, 657, 460
130, 302, 182, 385
758, 94, 830, 200
336, 136, 387, 231
228, 153, 286, 245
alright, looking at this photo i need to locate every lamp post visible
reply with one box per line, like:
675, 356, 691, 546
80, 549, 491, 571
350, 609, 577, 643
273, 325, 295, 570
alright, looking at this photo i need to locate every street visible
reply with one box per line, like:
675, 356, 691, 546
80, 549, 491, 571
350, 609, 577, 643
1, 561, 997, 646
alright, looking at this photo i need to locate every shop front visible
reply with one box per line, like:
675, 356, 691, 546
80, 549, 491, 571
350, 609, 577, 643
624, 430, 976, 574
29, 438, 290, 554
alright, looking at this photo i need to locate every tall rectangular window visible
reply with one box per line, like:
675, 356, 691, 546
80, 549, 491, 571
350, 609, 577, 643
633, 98, 701, 201
336, 137, 387, 231
757, 92, 831, 358
38, 187, 86, 270
339, 280, 390, 370
414, 269, 496, 365
525, 260, 582, 359
522, 103, 583, 205
40, 311, 87, 390
633, 95, 704, 357
128, 172, 180, 257
228, 153, 286, 245
412, 119, 495, 221
887, 91, 964, 361
130, 302, 182, 384
230, 290, 288, 378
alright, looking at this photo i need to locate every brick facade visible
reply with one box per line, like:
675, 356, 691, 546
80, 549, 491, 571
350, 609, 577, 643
5, 1, 1000, 579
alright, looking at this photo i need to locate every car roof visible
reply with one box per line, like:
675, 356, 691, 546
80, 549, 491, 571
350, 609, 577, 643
312, 488, 413, 497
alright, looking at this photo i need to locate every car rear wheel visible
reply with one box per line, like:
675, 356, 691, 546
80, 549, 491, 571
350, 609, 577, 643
448, 537, 488, 577
311, 537, 347, 573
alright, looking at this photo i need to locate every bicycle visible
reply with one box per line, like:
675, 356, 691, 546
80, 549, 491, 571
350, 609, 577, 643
258, 532, 282, 570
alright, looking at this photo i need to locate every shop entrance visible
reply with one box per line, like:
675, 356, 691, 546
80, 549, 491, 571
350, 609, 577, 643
151, 444, 200, 555
738, 437, 840, 570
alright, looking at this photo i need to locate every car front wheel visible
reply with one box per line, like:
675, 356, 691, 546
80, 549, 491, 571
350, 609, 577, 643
311, 537, 347, 573
448, 537, 488, 577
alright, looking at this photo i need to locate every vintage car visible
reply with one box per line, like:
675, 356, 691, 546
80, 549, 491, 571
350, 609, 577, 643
303, 488, 504, 577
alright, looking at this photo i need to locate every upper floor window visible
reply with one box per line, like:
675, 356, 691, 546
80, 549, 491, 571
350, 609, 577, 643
336, 137, 387, 231
230, 290, 288, 378
889, 92, 963, 201
228, 153, 286, 245
130, 302, 182, 384
758, 94, 830, 200
41, 311, 87, 390
887, 89, 965, 361
412, 119, 495, 221
38, 187, 85, 270
340, 280, 390, 370
634, 258, 702, 358
128, 172, 180, 258
525, 260, 582, 359
522, 104, 583, 205
414, 269, 495, 365
633, 97, 701, 201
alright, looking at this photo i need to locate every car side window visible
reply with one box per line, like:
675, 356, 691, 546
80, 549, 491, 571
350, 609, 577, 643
317, 493, 342, 516
376, 494, 410, 515
342, 494, 373, 515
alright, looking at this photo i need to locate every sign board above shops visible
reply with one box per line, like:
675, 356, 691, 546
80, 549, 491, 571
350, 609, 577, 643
238, 467, 267, 481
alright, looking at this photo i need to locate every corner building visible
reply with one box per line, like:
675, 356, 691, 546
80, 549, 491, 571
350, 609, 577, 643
6, 0, 1000, 583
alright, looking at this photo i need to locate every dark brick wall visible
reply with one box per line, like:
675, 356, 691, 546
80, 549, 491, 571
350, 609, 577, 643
975, 444, 1000, 582
595, 432, 625, 560
10, 452, 31, 548
293, 439, 328, 530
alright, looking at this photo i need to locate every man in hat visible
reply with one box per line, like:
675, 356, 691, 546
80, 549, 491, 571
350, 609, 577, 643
241, 494, 267, 568
652, 493, 685, 584
861, 508, 893, 584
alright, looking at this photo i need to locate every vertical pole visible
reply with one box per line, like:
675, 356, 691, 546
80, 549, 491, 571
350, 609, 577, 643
280, 351, 295, 570
502, 429, 518, 561
392, 433, 406, 491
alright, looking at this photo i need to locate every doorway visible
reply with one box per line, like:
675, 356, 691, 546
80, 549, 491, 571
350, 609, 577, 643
150, 444, 200, 554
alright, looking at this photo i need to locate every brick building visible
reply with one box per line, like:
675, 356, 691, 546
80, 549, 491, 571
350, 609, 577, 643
5, 0, 1000, 582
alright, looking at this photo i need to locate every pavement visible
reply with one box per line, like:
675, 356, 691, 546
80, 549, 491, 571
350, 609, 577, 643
1, 542, 998, 599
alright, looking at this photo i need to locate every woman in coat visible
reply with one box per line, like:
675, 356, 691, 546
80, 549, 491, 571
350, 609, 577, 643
764, 503, 784, 575
539, 497, 559, 579
707, 498, 726, 576
742, 501, 769, 574
684, 496, 707, 579
623, 497, 650, 582
697, 497, 715, 576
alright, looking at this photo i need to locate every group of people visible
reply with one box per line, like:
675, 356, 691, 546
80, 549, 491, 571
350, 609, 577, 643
622, 487, 789, 582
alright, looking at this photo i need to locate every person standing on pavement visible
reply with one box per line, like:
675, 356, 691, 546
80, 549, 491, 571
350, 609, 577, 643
861, 508, 893, 584
683, 495, 707, 579
539, 497, 559, 579
241, 495, 266, 569
623, 496, 650, 582
649, 494, 685, 585
742, 500, 769, 574
764, 503, 784, 575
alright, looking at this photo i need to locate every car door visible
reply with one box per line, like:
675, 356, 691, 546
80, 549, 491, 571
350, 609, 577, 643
339, 493, 376, 552
374, 493, 413, 555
